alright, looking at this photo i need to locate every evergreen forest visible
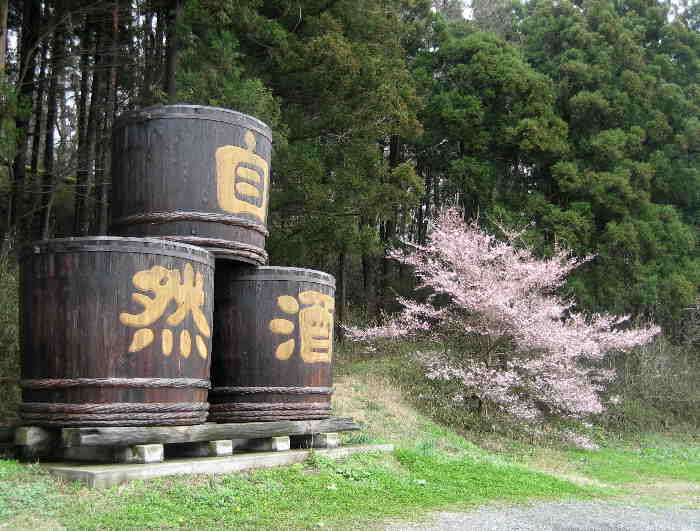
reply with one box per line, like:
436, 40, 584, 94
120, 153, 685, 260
3, 0, 700, 338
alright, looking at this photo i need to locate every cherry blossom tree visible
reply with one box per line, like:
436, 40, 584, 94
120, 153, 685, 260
347, 209, 660, 421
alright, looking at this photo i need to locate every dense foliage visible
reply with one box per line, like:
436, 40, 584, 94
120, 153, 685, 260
1, 0, 699, 335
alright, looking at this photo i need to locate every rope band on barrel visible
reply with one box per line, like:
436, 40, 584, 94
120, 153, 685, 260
209, 402, 331, 412
209, 386, 334, 396
161, 236, 268, 263
20, 402, 209, 414
25, 415, 208, 427
209, 412, 331, 421
21, 411, 207, 422
20, 378, 211, 390
110, 211, 269, 236
19, 237, 215, 267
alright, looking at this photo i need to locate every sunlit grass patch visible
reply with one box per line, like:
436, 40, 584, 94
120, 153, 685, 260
568, 442, 700, 485
43, 450, 593, 530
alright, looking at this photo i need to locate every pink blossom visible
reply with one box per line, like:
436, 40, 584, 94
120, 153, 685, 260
351, 208, 660, 421
562, 430, 600, 451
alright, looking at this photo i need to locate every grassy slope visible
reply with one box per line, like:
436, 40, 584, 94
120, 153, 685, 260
0, 356, 698, 530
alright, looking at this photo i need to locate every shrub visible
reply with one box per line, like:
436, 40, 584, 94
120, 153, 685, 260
602, 336, 700, 431
0, 237, 19, 423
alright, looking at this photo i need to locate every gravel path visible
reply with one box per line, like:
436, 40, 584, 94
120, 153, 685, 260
384, 500, 700, 530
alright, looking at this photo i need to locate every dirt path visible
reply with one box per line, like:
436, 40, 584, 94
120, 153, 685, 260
384, 481, 700, 530
384, 499, 700, 530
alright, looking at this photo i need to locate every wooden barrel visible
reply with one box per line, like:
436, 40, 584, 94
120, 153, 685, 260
210, 265, 335, 422
110, 104, 271, 265
19, 237, 214, 427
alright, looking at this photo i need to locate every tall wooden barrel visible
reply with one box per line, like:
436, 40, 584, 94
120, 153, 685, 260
110, 104, 271, 265
210, 265, 335, 422
19, 237, 214, 427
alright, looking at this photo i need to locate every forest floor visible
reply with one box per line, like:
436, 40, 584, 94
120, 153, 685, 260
0, 356, 698, 530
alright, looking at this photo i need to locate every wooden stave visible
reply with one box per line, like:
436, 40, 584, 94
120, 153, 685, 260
19, 237, 215, 427
210, 265, 336, 422
110, 105, 272, 265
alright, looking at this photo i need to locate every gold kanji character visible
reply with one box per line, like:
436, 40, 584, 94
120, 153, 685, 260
119, 263, 210, 359
215, 130, 269, 222
269, 291, 335, 363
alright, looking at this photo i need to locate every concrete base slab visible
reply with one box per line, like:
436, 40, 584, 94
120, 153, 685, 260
42, 443, 394, 488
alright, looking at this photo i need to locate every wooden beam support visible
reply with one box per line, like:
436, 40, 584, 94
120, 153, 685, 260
62, 417, 359, 448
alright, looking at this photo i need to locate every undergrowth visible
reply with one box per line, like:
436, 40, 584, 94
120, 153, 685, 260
335, 336, 700, 444
601, 337, 700, 433
0, 239, 19, 425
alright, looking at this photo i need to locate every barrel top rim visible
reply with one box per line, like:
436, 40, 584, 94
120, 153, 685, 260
224, 266, 336, 285
114, 104, 272, 137
19, 236, 215, 264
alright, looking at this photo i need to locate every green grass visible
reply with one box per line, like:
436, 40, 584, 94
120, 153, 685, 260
566, 439, 700, 485
0, 449, 593, 530
0, 461, 65, 525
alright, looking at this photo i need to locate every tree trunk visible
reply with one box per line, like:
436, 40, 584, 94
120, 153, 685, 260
163, 0, 182, 103
140, 8, 154, 105
86, 18, 104, 232
154, 7, 166, 97
336, 249, 347, 342
379, 135, 401, 310
103, 1, 120, 233
93, 1, 119, 235
10, 0, 41, 232
418, 165, 432, 244
433, 164, 441, 214
0, 0, 8, 81
29, 38, 49, 233
92, 122, 107, 234
361, 251, 377, 317
73, 12, 92, 235
38, 1, 66, 240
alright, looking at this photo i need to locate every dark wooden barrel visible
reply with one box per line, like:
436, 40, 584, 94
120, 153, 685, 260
110, 104, 272, 265
210, 265, 336, 422
19, 237, 215, 427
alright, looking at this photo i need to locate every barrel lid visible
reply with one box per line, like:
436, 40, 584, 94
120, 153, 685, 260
19, 236, 215, 268
113, 104, 272, 140
223, 265, 336, 288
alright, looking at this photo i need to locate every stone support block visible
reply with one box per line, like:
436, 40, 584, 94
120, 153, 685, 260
14, 426, 58, 460
291, 432, 342, 449
241, 436, 291, 452
115, 444, 164, 464
169, 440, 234, 458
312, 432, 341, 449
